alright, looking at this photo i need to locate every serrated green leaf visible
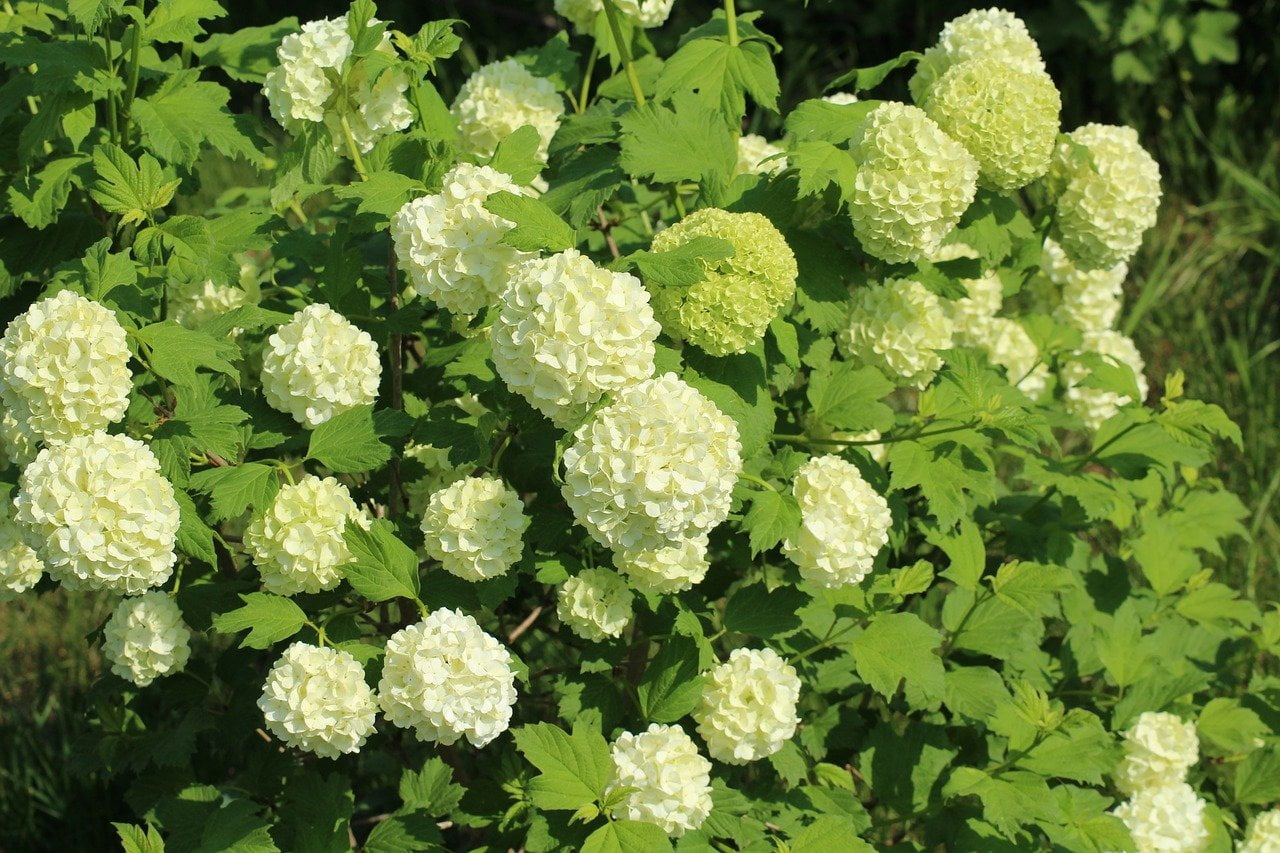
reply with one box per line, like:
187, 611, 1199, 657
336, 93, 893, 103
133, 71, 262, 166
68, 0, 124, 33
212, 592, 307, 649
90, 144, 180, 227
637, 637, 703, 723
827, 50, 923, 94
482, 190, 576, 252
188, 462, 280, 522
656, 36, 779, 121
7, 155, 89, 229
399, 757, 464, 816
618, 93, 736, 190
723, 582, 808, 638
790, 140, 857, 200
1235, 747, 1280, 804
343, 519, 421, 603
740, 488, 802, 556
784, 98, 879, 144
144, 0, 226, 44
195, 18, 300, 83
133, 321, 240, 387
333, 170, 424, 219
277, 772, 353, 853
582, 820, 672, 853
174, 488, 216, 566
487, 124, 544, 186
305, 405, 394, 472
514, 720, 612, 811
852, 612, 945, 702
807, 361, 894, 433
114, 822, 165, 853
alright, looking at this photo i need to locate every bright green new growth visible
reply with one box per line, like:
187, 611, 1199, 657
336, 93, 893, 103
922, 56, 1062, 190
647, 208, 798, 356
846, 102, 979, 264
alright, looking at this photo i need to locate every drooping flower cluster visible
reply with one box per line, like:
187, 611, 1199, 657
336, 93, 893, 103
1046, 123, 1162, 271
846, 102, 979, 263
245, 475, 369, 596
391, 164, 532, 316
1113, 782, 1209, 853
1040, 236, 1128, 333
909, 7, 1046, 103
450, 59, 564, 162
0, 290, 131, 450
15, 432, 179, 595
102, 592, 192, 687
1062, 328, 1149, 430
554, 0, 675, 32
694, 648, 801, 764
1111, 712, 1208, 852
935, 242, 1003, 345
783, 455, 892, 588
261, 303, 382, 428
614, 537, 711, 595
378, 608, 518, 747
840, 278, 956, 389
420, 475, 528, 582
736, 134, 787, 176
556, 567, 634, 641
561, 373, 742, 558
607, 724, 713, 838
258, 642, 378, 758
1241, 809, 1280, 853
647, 208, 798, 355
0, 502, 42, 602
491, 249, 660, 426
263, 17, 413, 154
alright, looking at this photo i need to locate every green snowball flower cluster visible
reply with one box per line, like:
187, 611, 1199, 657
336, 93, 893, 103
921, 55, 1061, 190
1046, 123, 1162, 271
647, 208, 797, 356
846, 102, 978, 264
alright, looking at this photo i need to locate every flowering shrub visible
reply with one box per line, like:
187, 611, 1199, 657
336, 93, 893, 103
0, 2, 1270, 851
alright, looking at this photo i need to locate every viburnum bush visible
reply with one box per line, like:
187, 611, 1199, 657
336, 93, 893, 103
1, 1, 1276, 850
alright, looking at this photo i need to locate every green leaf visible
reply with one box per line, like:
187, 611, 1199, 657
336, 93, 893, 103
212, 592, 307, 649
941, 768, 1058, 839
343, 519, 421, 603
394, 19, 463, 72
581, 821, 672, 853
789, 816, 874, 853
487, 124, 544, 186
1188, 10, 1239, 64
784, 98, 878, 144
740, 488, 802, 556
114, 822, 165, 853
929, 519, 985, 590
188, 462, 280, 522
277, 772, 353, 853
789, 140, 858, 200
133, 71, 262, 167
133, 321, 240, 387
68, 0, 124, 33
827, 50, 924, 94
1197, 697, 1267, 757
195, 18, 300, 83
888, 431, 995, 529
482, 191, 577, 252
723, 583, 808, 638
399, 757, 464, 816
656, 36, 779, 121
618, 93, 736, 190
619, 236, 735, 289
1235, 747, 1280, 804
65, 237, 137, 301
513, 720, 612, 811
90, 144, 180, 227
6, 155, 89, 229
807, 361, 894, 433
306, 405, 394, 473
637, 637, 704, 723
990, 561, 1071, 619
174, 488, 217, 566
333, 170, 424, 219
361, 812, 442, 853
851, 612, 945, 702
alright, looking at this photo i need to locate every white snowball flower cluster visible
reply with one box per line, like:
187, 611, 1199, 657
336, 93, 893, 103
554, 0, 674, 31
1062, 329, 1149, 431
1241, 809, 1280, 853
822, 91, 859, 105
1046, 123, 1162, 271
783, 455, 892, 588
258, 641, 378, 758
245, 475, 369, 596
935, 243, 1003, 345
614, 537, 711, 595
1040, 237, 1127, 332
1114, 711, 1200, 796
909, 7, 1046, 103
556, 567, 633, 641
607, 724, 713, 838
694, 648, 801, 765
0, 290, 131, 449
15, 432, 178, 595
847, 102, 979, 264
391, 164, 532, 316
736, 134, 787, 176
102, 591, 192, 687
1112, 782, 1209, 853
261, 303, 382, 428
451, 59, 564, 162
0, 503, 42, 601
839, 278, 956, 389
986, 318, 1050, 400
561, 373, 742, 556
420, 475, 528, 582
378, 608, 517, 747
263, 17, 412, 154
491, 249, 660, 426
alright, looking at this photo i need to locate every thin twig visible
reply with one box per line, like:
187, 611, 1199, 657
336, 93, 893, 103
507, 605, 544, 643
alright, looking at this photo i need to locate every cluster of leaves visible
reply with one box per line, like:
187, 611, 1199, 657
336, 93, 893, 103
0, 1, 1273, 851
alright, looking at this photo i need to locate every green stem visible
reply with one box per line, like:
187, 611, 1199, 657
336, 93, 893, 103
724, 0, 739, 47
772, 420, 980, 448
738, 472, 777, 493
102, 34, 119, 143
339, 114, 370, 180
789, 621, 857, 664
576, 41, 599, 115
601, 0, 646, 105
119, 3, 144, 146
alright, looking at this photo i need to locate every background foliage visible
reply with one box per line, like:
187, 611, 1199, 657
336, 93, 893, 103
0, 0, 1276, 850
